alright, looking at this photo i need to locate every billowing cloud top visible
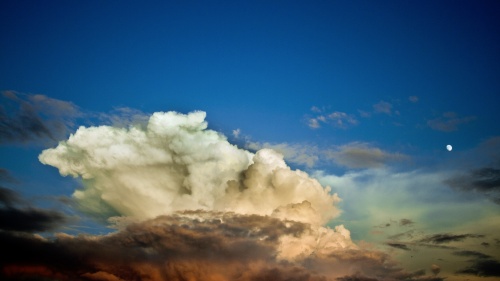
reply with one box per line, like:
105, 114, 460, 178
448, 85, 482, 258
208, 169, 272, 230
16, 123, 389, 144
39, 111, 340, 227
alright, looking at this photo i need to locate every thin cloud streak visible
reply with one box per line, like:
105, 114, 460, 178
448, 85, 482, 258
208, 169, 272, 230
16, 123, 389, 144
427, 111, 476, 132
0, 91, 79, 144
326, 142, 407, 169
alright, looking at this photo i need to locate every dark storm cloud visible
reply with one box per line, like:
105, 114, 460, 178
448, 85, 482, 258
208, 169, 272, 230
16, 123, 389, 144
386, 242, 411, 251
0, 211, 442, 281
446, 167, 500, 204
418, 233, 484, 244
0, 91, 79, 144
0, 187, 67, 232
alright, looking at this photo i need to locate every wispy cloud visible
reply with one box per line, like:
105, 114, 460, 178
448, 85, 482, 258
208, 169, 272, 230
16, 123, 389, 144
0, 168, 17, 183
232, 128, 241, 138
454, 250, 500, 277
246, 142, 319, 168
0, 91, 80, 144
245, 141, 407, 170
306, 107, 358, 129
418, 233, 485, 244
445, 167, 500, 204
96, 106, 149, 128
453, 250, 492, 259
409, 96, 419, 103
373, 101, 393, 115
0, 187, 68, 233
386, 242, 411, 251
427, 111, 476, 132
326, 142, 407, 169
399, 219, 415, 226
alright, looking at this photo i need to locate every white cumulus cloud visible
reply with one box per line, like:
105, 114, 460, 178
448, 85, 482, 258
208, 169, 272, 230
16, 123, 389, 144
39, 111, 340, 227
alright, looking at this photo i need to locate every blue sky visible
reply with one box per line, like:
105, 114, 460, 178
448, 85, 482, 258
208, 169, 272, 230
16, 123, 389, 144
1, 1, 500, 280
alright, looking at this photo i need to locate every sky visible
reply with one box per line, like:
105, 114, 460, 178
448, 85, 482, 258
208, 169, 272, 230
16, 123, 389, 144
1, 1, 500, 280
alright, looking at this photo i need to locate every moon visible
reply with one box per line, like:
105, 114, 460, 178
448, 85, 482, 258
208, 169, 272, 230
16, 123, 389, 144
446, 144, 452, 151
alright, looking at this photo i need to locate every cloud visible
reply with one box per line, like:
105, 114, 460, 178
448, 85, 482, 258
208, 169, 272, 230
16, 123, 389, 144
445, 167, 500, 204
326, 112, 358, 128
308, 117, 321, 129
453, 250, 500, 277
0, 211, 442, 281
453, 250, 491, 259
373, 101, 392, 115
386, 242, 411, 251
0, 168, 17, 183
427, 111, 476, 132
456, 258, 500, 277
418, 233, 484, 244
431, 264, 440, 276
246, 141, 408, 170
39, 111, 340, 227
246, 142, 319, 168
384, 232, 483, 253
0, 186, 21, 207
306, 108, 358, 129
326, 142, 407, 169
357, 110, 371, 118
32, 110, 452, 280
399, 219, 414, 226
96, 107, 149, 128
0, 91, 80, 144
409, 96, 419, 103
232, 128, 241, 138
0, 187, 68, 233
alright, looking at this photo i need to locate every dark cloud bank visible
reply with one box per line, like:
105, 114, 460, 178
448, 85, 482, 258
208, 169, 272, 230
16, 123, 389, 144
0, 186, 67, 233
0, 211, 445, 281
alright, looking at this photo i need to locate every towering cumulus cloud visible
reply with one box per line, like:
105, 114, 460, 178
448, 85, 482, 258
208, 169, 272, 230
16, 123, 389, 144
39, 111, 338, 225
30, 111, 440, 280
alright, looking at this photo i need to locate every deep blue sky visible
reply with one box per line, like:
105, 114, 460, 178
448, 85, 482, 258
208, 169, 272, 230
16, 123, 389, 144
1, 2, 500, 279
2, 1, 499, 150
